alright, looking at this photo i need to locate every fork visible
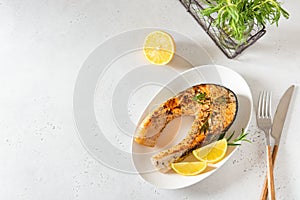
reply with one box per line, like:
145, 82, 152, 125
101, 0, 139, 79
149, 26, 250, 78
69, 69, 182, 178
257, 91, 275, 200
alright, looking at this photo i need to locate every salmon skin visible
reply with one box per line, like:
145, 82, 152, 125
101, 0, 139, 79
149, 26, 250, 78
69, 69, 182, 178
134, 84, 238, 173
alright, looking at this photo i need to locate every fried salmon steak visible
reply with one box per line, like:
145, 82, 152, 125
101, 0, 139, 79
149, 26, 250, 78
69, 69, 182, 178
134, 84, 238, 173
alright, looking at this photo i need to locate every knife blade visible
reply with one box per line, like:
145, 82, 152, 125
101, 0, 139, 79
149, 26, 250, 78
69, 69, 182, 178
271, 85, 295, 144
260, 85, 295, 200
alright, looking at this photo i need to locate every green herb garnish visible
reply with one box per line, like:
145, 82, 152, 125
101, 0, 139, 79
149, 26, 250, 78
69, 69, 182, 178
200, 115, 210, 134
226, 128, 252, 146
200, 0, 289, 43
193, 92, 207, 104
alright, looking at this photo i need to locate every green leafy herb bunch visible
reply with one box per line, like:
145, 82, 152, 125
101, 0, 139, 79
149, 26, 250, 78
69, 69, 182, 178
201, 0, 289, 42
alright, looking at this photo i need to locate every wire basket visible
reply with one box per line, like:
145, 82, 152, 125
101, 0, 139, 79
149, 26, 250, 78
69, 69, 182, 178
179, 0, 266, 59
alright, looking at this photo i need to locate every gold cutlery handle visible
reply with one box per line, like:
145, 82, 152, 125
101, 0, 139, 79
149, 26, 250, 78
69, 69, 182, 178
260, 145, 279, 200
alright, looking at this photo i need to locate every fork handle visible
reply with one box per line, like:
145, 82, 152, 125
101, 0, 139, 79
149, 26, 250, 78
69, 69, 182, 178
265, 145, 276, 200
260, 145, 279, 200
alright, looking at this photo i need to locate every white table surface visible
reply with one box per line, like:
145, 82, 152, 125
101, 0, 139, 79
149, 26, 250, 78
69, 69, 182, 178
1, 0, 299, 199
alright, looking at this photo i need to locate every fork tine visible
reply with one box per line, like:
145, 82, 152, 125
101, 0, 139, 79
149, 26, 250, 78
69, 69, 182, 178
258, 91, 263, 117
265, 91, 268, 118
267, 91, 272, 118
262, 91, 266, 117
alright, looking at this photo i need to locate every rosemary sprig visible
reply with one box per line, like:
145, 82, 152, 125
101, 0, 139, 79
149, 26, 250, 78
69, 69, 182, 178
226, 128, 252, 146
192, 92, 207, 104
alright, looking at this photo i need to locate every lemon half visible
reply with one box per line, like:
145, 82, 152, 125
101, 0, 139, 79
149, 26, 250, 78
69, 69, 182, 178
143, 31, 175, 65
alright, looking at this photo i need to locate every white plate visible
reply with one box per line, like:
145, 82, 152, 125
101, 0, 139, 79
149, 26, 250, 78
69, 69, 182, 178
132, 65, 253, 189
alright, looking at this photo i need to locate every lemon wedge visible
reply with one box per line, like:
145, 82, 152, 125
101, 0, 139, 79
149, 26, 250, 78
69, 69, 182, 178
143, 31, 175, 65
193, 138, 227, 163
171, 161, 207, 176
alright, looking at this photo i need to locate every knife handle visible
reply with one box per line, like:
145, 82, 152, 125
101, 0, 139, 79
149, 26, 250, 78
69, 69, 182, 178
260, 145, 279, 200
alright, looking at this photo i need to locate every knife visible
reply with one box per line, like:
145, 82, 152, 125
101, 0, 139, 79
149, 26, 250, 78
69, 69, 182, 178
260, 85, 295, 200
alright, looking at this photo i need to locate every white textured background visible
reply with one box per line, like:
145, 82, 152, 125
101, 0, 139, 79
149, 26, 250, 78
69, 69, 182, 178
0, 0, 299, 199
